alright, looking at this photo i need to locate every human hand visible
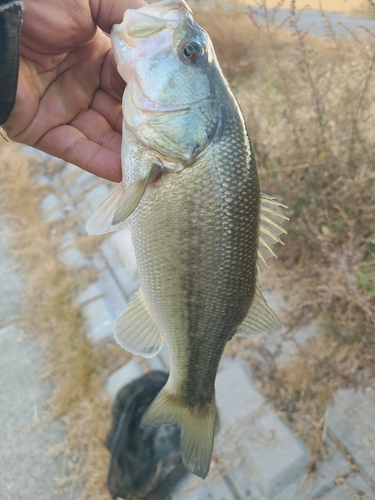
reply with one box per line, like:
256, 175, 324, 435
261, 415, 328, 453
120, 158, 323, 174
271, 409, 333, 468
2, 0, 145, 182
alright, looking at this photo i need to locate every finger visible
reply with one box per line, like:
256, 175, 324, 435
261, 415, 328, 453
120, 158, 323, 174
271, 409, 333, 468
90, 0, 148, 34
36, 125, 122, 182
99, 49, 126, 103
70, 108, 122, 153
11, 34, 108, 147
90, 89, 123, 134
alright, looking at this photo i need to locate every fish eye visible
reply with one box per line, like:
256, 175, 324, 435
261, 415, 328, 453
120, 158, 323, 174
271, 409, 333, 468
181, 40, 203, 62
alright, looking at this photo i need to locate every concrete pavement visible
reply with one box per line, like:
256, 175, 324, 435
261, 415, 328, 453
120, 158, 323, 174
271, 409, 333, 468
0, 219, 75, 499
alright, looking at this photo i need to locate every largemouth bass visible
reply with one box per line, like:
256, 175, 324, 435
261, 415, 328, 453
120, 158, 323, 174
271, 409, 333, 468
86, 0, 287, 479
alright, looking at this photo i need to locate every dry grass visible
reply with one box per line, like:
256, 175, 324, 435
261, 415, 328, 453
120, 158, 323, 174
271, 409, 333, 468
197, 1, 375, 466
203, 0, 366, 14
352, 0, 375, 18
0, 143, 131, 499
194, 8, 257, 83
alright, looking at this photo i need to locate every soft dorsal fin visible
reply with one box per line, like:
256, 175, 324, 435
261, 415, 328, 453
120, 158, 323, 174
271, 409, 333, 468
114, 289, 164, 358
258, 193, 288, 272
235, 284, 282, 337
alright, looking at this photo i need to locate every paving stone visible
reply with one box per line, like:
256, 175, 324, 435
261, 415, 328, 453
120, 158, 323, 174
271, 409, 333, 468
67, 170, 96, 197
157, 342, 170, 370
216, 358, 267, 427
76, 199, 94, 221
267, 433, 352, 500
60, 245, 90, 268
275, 339, 299, 366
39, 193, 65, 222
92, 255, 107, 272
172, 467, 235, 500
0, 324, 78, 500
59, 162, 80, 182
319, 485, 354, 500
261, 289, 287, 318
244, 413, 308, 499
215, 358, 308, 499
101, 239, 139, 299
325, 438, 352, 478
220, 461, 263, 500
60, 231, 77, 248
33, 173, 55, 187
97, 267, 128, 318
345, 473, 375, 499
86, 183, 110, 211
108, 229, 138, 281
22, 145, 56, 165
145, 352, 168, 372
81, 296, 116, 344
327, 388, 375, 482
274, 322, 319, 367
294, 320, 319, 347
106, 359, 144, 400
76, 282, 104, 305
273, 462, 335, 500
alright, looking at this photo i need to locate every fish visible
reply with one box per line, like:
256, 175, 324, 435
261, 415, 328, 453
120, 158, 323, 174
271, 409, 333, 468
86, 0, 288, 479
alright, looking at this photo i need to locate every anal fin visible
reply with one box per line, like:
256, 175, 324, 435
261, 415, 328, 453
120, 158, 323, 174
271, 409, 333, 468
114, 289, 163, 358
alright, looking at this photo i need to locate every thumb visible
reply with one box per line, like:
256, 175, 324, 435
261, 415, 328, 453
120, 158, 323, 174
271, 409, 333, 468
90, 0, 147, 34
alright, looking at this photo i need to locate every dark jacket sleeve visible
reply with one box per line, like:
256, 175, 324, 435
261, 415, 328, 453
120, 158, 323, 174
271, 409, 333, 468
0, 0, 24, 125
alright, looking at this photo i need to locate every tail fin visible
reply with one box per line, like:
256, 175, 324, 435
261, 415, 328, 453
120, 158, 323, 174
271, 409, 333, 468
141, 386, 216, 479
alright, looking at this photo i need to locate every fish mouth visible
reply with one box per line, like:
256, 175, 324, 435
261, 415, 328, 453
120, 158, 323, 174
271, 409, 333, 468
132, 0, 192, 21
129, 78, 210, 114
113, 0, 192, 41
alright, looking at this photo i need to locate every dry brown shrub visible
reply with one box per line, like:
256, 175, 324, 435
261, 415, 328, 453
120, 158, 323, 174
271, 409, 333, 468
239, 6, 375, 338
194, 6, 257, 83
195, 2, 375, 465
352, 0, 375, 19
239, 5, 374, 464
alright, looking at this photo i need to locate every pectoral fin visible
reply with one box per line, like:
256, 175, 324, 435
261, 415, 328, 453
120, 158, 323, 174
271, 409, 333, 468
112, 163, 162, 225
85, 183, 127, 235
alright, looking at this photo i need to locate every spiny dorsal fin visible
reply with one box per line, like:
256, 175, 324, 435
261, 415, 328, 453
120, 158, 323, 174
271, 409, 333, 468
257, 193, 288, 272
235, 283, 282, 337
114, 289, 163, 358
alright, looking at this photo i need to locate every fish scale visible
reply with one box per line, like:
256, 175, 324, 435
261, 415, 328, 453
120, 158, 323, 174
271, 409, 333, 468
85, 0, 287, 479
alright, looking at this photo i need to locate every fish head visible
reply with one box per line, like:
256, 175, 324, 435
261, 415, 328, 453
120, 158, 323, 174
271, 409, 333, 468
111, 0, 224, 163
111, 0, 193, 82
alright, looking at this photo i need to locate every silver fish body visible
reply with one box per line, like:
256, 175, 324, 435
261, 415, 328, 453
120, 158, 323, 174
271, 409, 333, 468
86, 0, 287, 479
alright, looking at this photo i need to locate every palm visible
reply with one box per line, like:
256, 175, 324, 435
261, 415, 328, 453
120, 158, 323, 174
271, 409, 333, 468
4, 0, 143, 181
